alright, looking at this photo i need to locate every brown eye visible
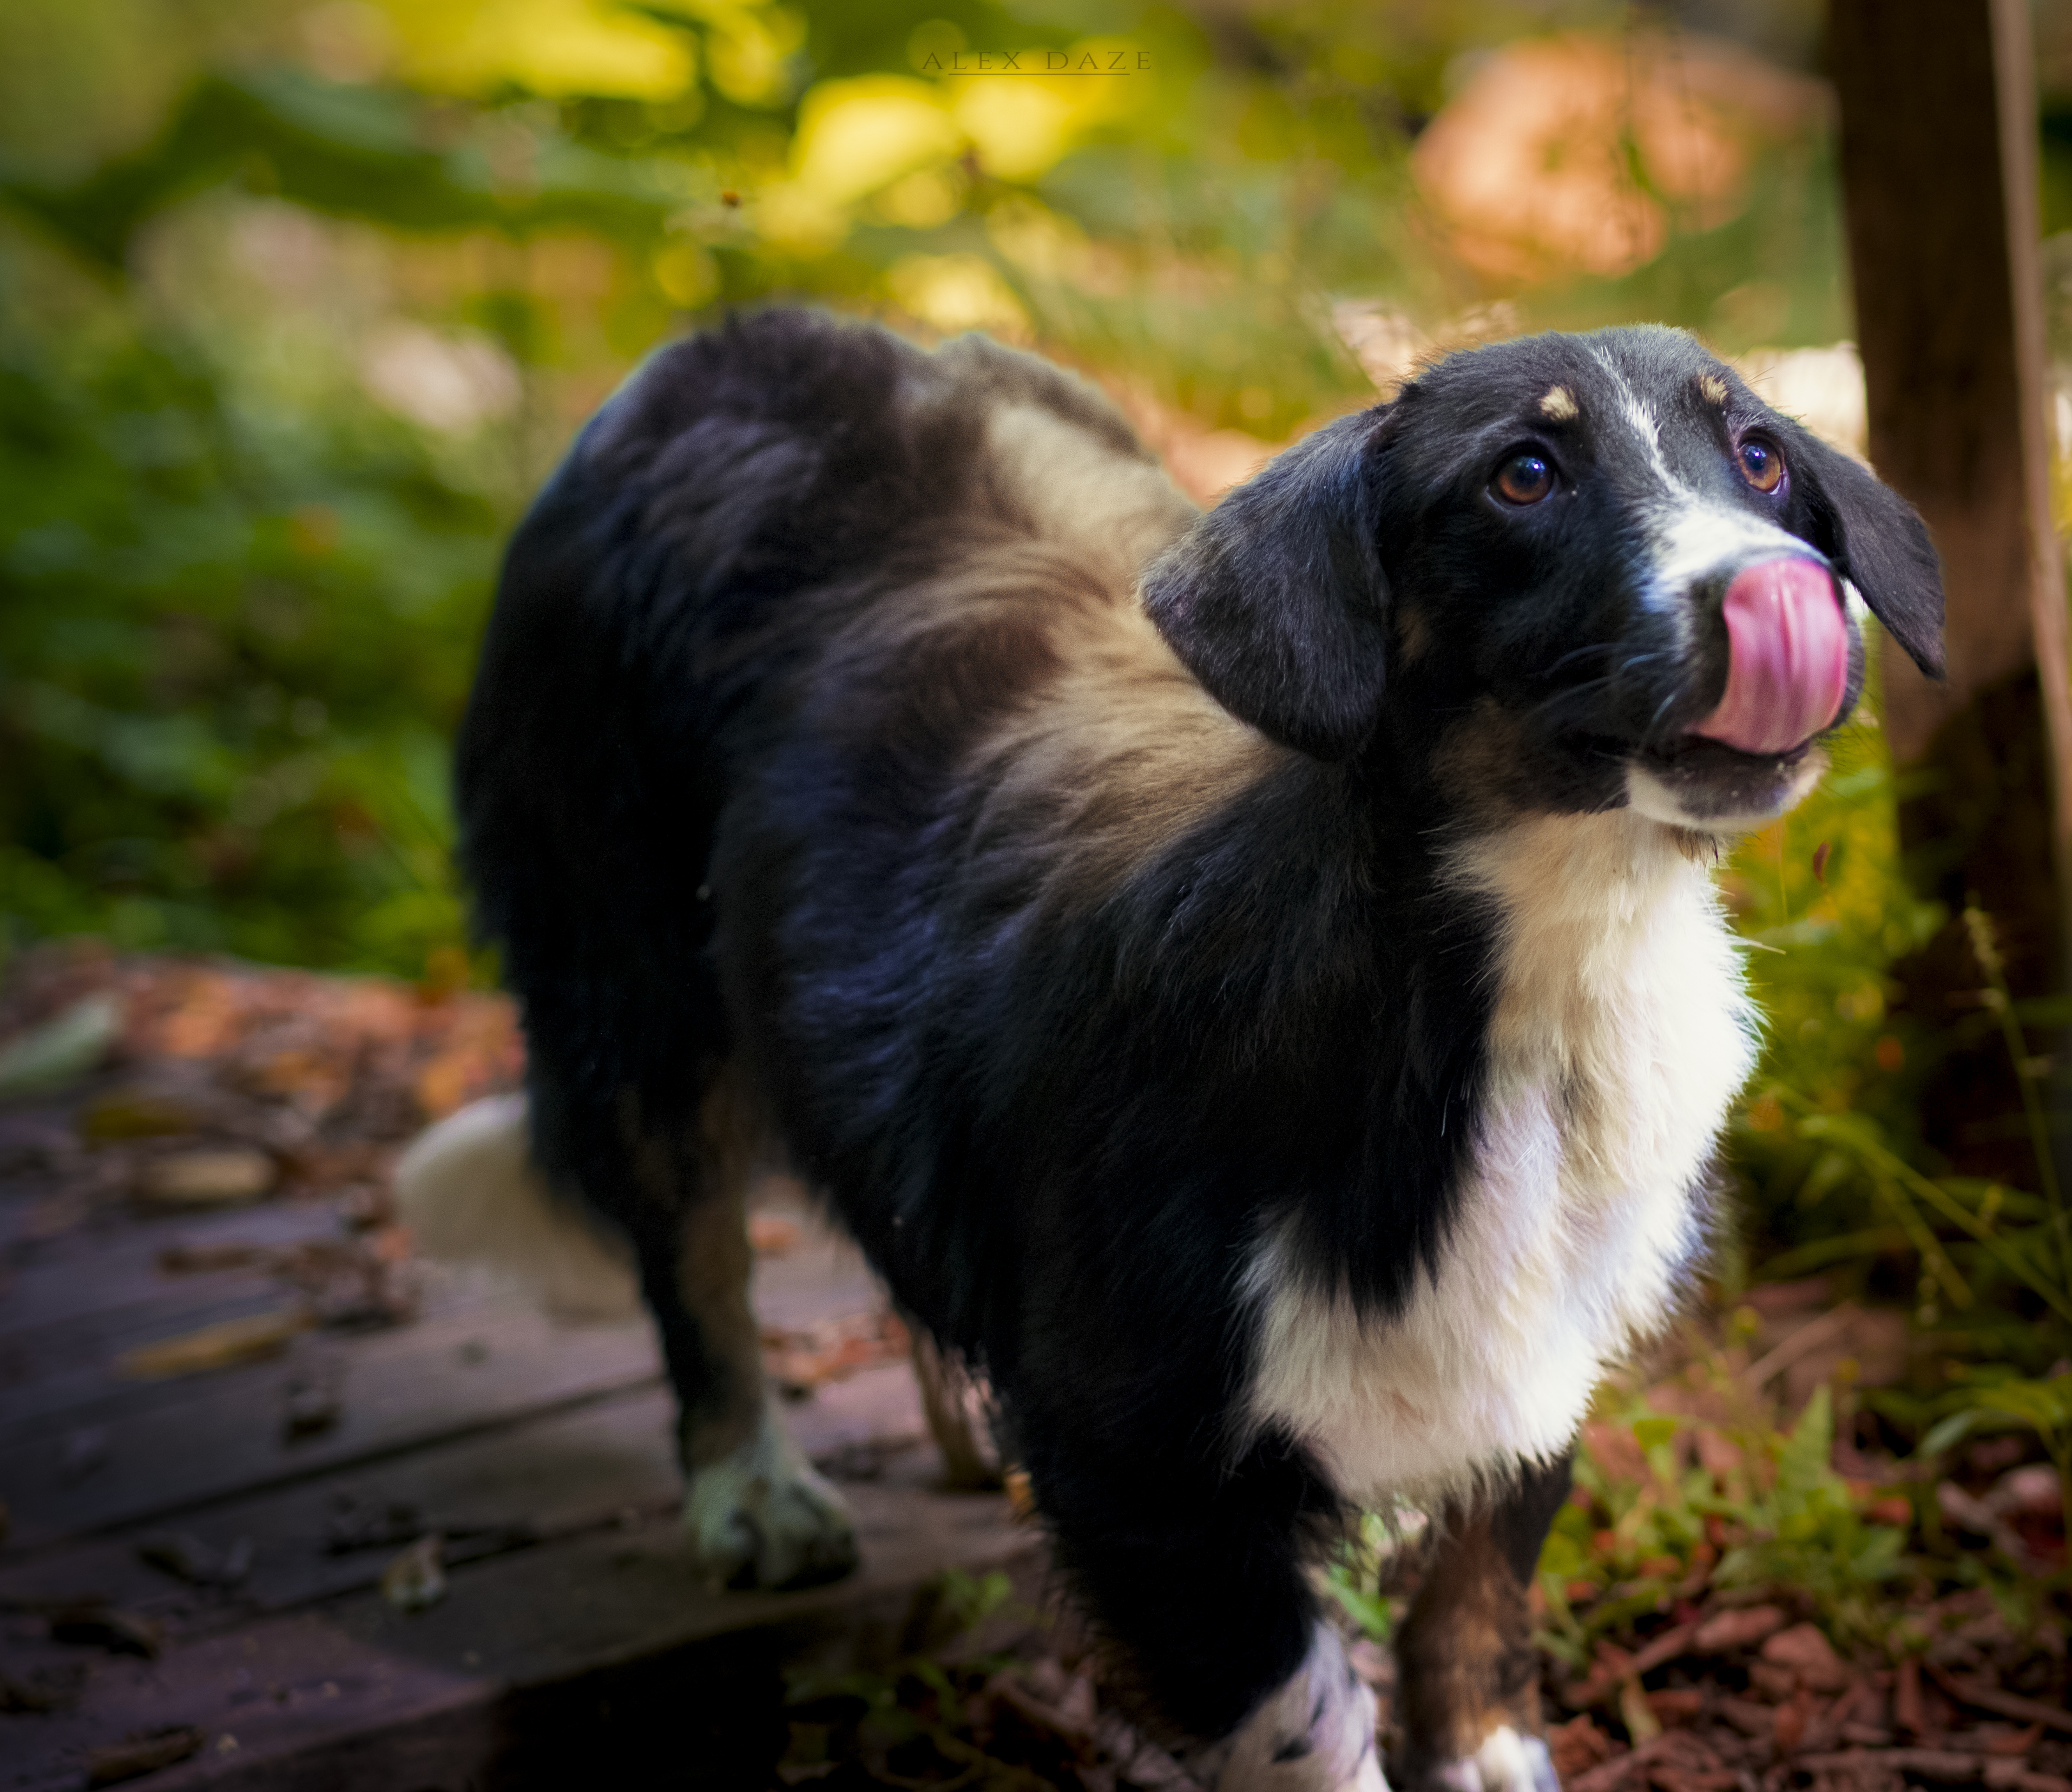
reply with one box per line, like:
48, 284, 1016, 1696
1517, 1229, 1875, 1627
1738, 437, 1784, 493
1493, 452, 1554, 505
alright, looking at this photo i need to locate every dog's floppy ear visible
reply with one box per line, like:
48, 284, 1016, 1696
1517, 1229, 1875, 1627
1142, 408, 1392, 759
1778, 422, 1947, 680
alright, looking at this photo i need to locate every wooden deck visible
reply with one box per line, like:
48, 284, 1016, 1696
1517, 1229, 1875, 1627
0, 1150, 1037, 1789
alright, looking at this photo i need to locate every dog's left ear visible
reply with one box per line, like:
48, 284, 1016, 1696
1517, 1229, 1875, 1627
1777, 422, 1947, 680
1142, 408, 1392, 759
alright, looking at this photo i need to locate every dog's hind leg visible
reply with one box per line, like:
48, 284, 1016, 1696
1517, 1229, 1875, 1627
530, 1058, 859, 1592
1390, 1457, 1572, 1792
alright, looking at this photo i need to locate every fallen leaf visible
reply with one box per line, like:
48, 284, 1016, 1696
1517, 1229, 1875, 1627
1004, 1468, 1036, 1522
1550, 1715, 1616, 1779
1895, 1658, 1924, 1737
79, 1088, 197, 1143
1979, 1725, 2046, 1759
0, 1670, 66, 1713
48, 1603, 163, 1658
1568, 1734, 1676, 1792
1927, 1667, 2072, 1737
1773, 1687, 1815, 1755
137, 1531, 252, 1587
1760, 1623, 1850, 1694
117, 1308, 309, 1378
135, 1148, 276, 1207
156, 1241, 270, 1274
1647, 1689, 1705, 1726
1794, 1748, 2015, 1780
763, 1310, 909, 1395
381, 1534, 446, 1612
0, 993, 122, 1097
86, 1726, 204, 1787
283, 1362, 343, 1439
1988, 1464, 2063, 1519
1621, 1676, 1663, 1743
1692, 1605, 1785, 1654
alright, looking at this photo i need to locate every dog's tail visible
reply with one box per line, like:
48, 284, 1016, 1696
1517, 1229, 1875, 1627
394, 1093, 641, 1320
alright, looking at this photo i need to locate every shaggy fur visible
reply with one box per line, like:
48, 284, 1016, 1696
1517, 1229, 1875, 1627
426, 309, 1943, 1787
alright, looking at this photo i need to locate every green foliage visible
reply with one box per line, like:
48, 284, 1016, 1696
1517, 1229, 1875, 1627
1723, 714, 2072, 1379
1539, 1391, 1914, 1667
778, 1565, 1045, 1785
1923, 1368, 2072, 1579
0, 0, 1862, 978
0, 293, 497, 975
1321, 1510, 1397, 1645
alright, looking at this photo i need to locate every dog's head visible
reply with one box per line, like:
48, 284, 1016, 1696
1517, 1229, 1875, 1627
1142, 326, 1944, 830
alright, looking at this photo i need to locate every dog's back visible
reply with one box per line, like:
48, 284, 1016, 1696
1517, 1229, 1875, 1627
458, 311, 1188, 1141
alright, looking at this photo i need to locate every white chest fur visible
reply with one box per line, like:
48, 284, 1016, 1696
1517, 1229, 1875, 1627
1243, 810, 1757, 1504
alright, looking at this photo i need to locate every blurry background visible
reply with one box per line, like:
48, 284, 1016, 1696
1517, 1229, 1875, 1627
4, 0, 2072, 1379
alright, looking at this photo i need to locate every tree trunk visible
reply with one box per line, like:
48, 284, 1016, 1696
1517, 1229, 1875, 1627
1828, 0, 2072, 1188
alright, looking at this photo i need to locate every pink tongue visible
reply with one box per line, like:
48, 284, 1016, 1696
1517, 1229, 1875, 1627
1691, 559, 1848, 755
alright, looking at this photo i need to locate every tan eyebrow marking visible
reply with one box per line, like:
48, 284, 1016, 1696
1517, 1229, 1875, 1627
1697, 373, 1729, 404
1539, 385, 1578, 421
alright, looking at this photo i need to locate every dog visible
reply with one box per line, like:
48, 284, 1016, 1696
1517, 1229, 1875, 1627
398, 309, 1943, 1790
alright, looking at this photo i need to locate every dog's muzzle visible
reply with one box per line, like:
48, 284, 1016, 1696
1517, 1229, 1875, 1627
1690, 558, 1848, 756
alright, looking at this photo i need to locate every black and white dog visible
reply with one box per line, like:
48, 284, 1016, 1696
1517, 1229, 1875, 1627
400, 310, 1942, 1790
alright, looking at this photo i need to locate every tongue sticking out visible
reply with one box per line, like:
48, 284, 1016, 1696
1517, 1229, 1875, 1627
1690, 558, 1848, 756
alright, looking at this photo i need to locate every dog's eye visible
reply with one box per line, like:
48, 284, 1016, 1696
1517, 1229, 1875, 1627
1737, 437, 1784, 494
1492, 453, 1554, 506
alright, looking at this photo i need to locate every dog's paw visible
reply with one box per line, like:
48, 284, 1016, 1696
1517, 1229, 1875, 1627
682, 1407, 860, 1591
1208, 1625, 1389, 1792
1427, 1728, 1558, 1792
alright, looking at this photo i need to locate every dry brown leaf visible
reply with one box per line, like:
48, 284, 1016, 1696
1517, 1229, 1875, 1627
78, 1090, 198, 1142
135, 1148, 276, 1207
47, 1604, 163, 1658
1927, 1668, 2072, 1738
1691, 1604, 1786, 1654
116, 1307, 309, 1378
86, 1726, 205, 1787
381, 1534, 446, 1611
1646, 1689, 1705, 1727
1895, 1658, 1926, 1737
1551, 1714, 1616, 1779
1761, 1622, 1850, 1694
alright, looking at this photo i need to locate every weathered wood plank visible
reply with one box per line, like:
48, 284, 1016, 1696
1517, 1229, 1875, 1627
0, 1191, 894, 1553
2, 1470, 1030, 1792
0, 1294, 665, 1550
0, 1361, 925, 1627
0, 1199, 346, 1338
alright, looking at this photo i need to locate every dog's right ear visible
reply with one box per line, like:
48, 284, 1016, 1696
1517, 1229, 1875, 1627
1142, 408, 1392, 760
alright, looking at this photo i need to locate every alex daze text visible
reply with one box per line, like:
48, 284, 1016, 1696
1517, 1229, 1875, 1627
917, 49, 1152, 73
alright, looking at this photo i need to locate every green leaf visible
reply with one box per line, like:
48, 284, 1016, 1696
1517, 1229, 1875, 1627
1919, 1410, 1980, 1457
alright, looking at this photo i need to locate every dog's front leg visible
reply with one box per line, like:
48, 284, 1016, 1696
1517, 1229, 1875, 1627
1390, 1455, 1572, 1792
1020, 1419, 1385, 1792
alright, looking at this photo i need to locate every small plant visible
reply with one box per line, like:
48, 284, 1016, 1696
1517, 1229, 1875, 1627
1922, 1367, 2072, 1588
1536, 1386, 1914, 1668
1321, 1509, 1398, 1645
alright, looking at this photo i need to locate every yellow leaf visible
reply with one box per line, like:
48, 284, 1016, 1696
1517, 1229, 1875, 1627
117, 1309, 310, 1379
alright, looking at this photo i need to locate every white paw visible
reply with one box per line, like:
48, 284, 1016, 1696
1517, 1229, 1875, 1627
1431, 1728, 1557, 1792
682, 1405, 860, 1590
1212, 1625, 1389, 1792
